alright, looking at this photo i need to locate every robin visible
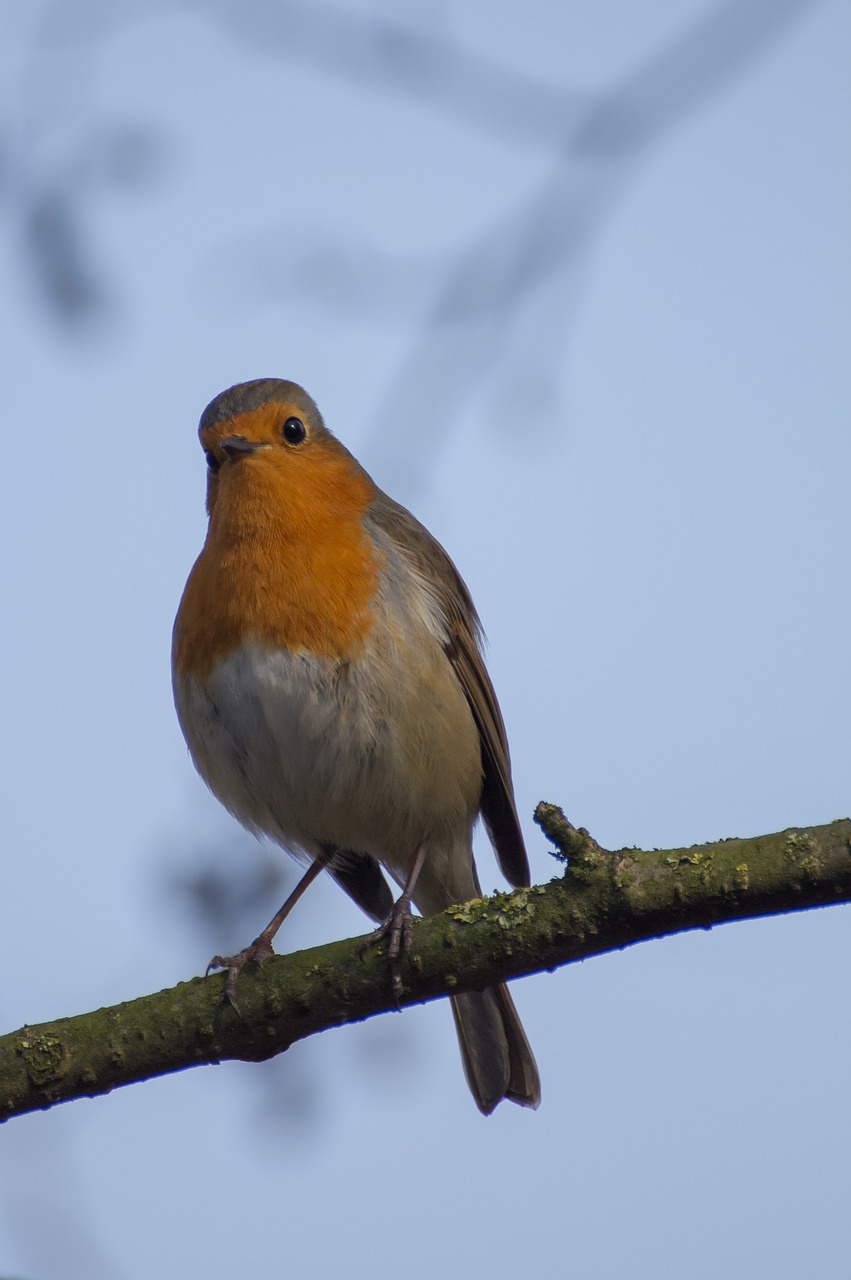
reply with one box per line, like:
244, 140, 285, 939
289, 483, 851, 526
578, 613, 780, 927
172, 378, 541, 1114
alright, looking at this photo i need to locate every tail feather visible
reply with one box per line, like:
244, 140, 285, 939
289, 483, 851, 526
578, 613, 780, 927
450, 985, 541, 1115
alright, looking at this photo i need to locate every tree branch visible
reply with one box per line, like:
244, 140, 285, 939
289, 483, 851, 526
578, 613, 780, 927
2, 813, 848, 1123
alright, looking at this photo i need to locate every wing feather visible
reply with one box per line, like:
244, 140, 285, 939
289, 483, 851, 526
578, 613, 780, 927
367, 493, 529, 888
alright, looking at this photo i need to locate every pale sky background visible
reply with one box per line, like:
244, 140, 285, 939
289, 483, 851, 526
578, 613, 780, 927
1, 2, 849, 1277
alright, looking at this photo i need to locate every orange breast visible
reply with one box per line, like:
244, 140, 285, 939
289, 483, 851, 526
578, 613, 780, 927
173, 440, 381, 684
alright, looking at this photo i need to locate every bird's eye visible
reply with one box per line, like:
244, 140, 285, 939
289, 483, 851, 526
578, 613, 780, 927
205, 449, 220, 475
281, 416, 306, 445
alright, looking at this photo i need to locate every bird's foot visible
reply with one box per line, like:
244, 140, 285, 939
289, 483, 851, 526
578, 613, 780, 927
207, 935, 276, 1012
361, 895, 414, 1000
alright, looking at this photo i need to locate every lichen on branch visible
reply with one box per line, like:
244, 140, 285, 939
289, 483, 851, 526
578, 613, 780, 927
1, 813, 849, 1124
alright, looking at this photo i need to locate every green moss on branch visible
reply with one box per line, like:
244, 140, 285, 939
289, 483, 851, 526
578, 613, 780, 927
1, 814, 849, 1123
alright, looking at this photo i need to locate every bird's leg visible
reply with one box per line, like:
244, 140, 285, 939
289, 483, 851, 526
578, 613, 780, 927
362, 842, 427, 1000
208, 853, 329, 1010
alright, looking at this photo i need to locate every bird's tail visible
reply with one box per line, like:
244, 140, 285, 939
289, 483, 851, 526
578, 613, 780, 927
450, 983, 541, 1115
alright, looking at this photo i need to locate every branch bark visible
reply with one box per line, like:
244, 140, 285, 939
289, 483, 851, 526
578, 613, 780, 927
2, 811, 849, 1123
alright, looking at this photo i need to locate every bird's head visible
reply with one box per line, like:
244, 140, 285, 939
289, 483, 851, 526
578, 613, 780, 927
197, 378, 368, 522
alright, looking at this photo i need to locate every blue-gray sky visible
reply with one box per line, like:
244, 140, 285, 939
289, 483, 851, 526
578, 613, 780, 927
1, 2, 848, 1277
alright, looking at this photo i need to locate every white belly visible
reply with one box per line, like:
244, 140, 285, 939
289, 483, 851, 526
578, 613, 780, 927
173, 633, 482, 899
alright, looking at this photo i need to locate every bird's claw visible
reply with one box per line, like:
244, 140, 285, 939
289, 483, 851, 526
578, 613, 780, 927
207, 936, 276, 1012
361, 896, 414, 1000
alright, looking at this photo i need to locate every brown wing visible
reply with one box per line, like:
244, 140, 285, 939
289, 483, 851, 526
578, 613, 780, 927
368, 492, 530, 888
327, 849, 394, 922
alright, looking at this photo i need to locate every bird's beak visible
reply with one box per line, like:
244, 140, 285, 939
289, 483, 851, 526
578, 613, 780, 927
220, 435, 264, 461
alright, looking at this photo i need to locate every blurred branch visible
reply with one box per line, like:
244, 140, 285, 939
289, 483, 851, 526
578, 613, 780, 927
362, 0, 825, 487
209, 0, 824, 487
205, 0, 593, 146
2, 815, 849, 1123
8, 0, 824, 361
25, 187, 105, 321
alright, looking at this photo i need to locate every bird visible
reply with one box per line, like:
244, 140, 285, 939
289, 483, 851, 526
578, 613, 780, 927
172, 378, 540, 1114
